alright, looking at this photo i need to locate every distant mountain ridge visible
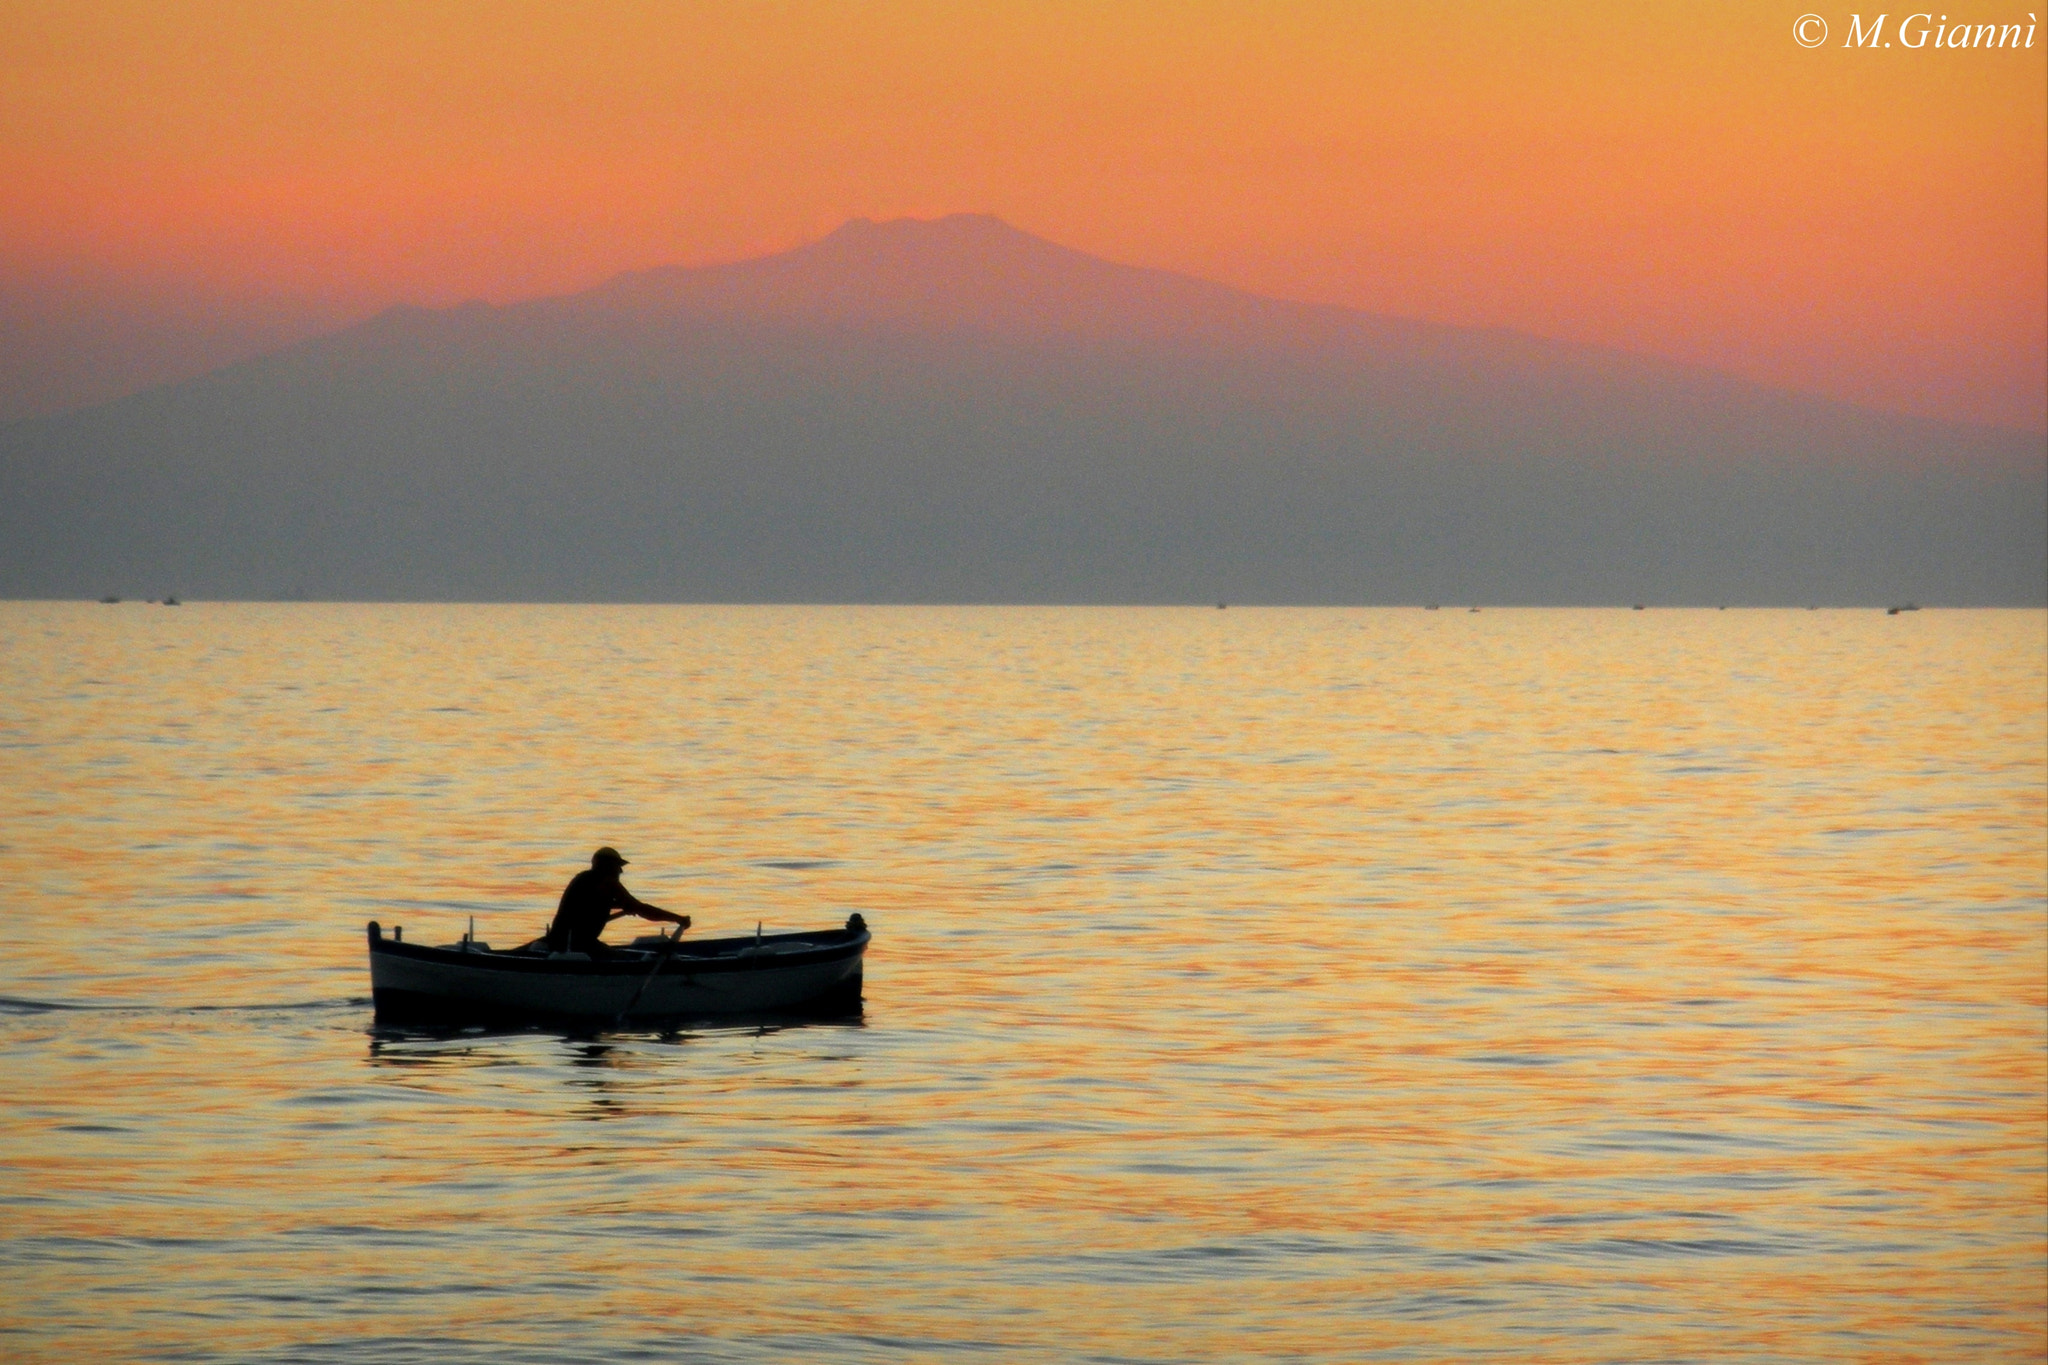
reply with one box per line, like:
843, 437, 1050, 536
2, 215, 2042, 603
515, 215, 1739, 383
583, 214, 1322, 332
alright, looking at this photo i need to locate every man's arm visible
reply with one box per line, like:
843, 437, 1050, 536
607, 887, 690, 929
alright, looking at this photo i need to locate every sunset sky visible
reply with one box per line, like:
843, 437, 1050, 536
2, 0, 2043, 431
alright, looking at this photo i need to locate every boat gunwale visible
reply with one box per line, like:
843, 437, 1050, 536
367, 922, 868, 978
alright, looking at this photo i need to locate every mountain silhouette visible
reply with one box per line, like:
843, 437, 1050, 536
2, 214, 2041, 603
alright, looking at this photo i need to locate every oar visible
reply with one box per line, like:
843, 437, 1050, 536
615, 924, 686, 1026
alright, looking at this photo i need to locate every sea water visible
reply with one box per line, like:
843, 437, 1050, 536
1, 603, 2042, 1363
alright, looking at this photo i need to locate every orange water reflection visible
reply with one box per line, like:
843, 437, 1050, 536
1, 604, 2042, 1361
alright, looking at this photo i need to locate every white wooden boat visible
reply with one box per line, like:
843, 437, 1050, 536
367, 915, 868, 1023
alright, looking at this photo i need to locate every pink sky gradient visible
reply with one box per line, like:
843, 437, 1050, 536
2, 2, 2042, 431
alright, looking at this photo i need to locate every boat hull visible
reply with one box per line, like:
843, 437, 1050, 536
367, 921, 867, 1024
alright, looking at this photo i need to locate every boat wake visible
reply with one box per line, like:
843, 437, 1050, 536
0, 994, 368, 1016
0, 995, 91, 1013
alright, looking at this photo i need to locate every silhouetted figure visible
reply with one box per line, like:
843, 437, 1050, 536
546, 847, 689, 956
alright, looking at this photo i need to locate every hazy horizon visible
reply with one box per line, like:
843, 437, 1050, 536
4, 214, 2040, 608
8, 212, 2047, 440
3, 8, 2042, 605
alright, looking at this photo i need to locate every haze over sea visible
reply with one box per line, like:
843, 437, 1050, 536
2, 601, 2043, 1364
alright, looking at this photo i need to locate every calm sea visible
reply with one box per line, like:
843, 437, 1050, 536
1, 603, 2042, 1364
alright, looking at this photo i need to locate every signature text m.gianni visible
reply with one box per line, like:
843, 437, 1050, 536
1840, 12, 2039, 45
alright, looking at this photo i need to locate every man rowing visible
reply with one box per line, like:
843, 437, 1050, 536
545, 846, 689, 956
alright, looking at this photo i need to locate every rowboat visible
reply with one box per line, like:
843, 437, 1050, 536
366, 915, 868, 1024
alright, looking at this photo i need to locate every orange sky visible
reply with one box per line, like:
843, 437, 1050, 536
2, 0, 2044, 430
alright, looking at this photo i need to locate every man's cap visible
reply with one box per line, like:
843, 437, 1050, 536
592, 846, 628, 867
